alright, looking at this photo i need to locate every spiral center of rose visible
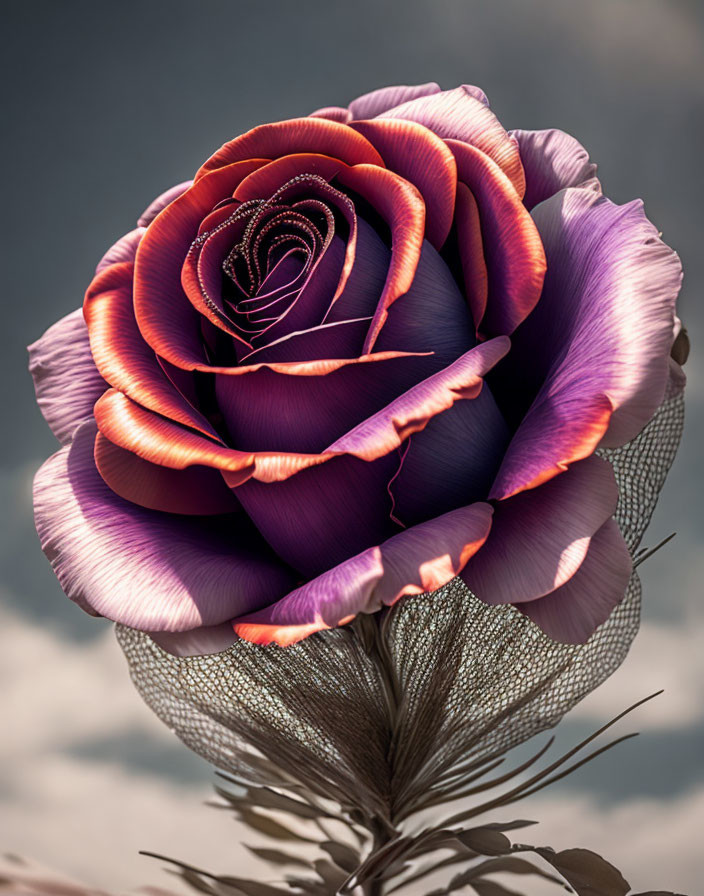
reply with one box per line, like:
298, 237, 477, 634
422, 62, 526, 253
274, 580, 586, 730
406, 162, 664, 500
187, 174, 355, 362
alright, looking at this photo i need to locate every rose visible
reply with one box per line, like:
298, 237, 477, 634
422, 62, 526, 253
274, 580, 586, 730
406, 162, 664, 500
30, 82, 684, 654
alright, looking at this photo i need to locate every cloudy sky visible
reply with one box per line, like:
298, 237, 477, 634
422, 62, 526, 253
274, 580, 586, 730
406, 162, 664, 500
2, 1, 703, 892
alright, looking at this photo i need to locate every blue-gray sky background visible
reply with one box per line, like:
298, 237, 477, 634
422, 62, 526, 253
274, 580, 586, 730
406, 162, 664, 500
2, 1, 703, 892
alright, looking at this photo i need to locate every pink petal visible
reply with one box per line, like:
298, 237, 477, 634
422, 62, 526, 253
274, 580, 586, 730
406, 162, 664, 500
95, 227, 145, 273
347, 82, 441, 120
512, 128, 599, 210
33, 422, 295, 631
28, 309, 107, 445
309, 105, 351, 123
138, 181, 193, 227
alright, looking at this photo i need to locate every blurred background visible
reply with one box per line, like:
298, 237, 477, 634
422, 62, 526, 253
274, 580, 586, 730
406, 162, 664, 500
2, 0, 702, 892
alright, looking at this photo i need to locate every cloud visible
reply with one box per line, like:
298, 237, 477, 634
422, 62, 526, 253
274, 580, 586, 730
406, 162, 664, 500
569, 617, 704, 730
523, 785, 704, 895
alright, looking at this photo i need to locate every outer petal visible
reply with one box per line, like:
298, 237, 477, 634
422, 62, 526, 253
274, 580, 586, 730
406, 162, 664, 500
512, 129, 599, 211
233, 502, 493, 646
195, 117, 384, 180
95, 227, 145, 273
84, 262, 219, 439
94, 432, 241, 515
351, 118, 457, 248
462, 456, 619, 605
448, 140, 546, 337
309, 105, 351, 123
33, 422, 295, 631
348, 82, 441, 120
138, 181, 192, 227
381, 85, 525, 197
521, 519, 632, 643
491, 188, 682, 500
28, 309, 107, 445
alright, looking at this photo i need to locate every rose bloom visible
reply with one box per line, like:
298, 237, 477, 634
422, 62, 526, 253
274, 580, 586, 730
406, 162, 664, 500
30, 83, 684, 654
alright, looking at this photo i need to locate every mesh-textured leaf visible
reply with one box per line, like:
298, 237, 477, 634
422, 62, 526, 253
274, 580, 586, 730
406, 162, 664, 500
117, 389, 684, 832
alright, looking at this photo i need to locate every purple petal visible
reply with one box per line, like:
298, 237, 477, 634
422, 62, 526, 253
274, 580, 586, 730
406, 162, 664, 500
233, 453, 402, 578
462, 456, 619, 605
94, 431, 242, 516
348, 82, 441, 120
137, 180, 193, 227
33, 421, 295, 631
233, 501, 493, 645
491, 188, 682, 500
512, 128, 600, 210
521, 519, 632, 643
28, 309, 107, 445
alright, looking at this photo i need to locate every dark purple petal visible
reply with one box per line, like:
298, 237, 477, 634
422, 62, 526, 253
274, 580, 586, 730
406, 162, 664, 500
33, 421, 295, 630
215, 352, 438, 453
373, 239, 475, 365
324, 217, 389, 323
241, 317, 371, 365
234, 453, 402, 578
28, 309, 107, 445
390, 386, 509, 526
